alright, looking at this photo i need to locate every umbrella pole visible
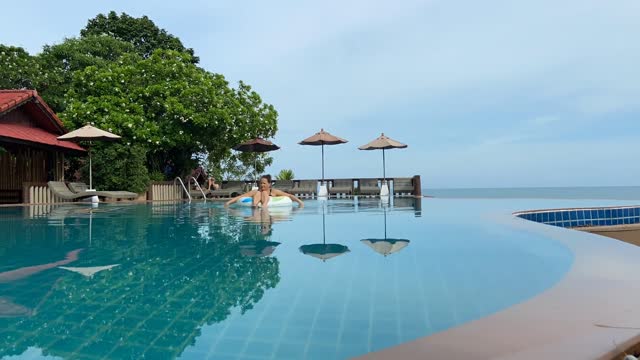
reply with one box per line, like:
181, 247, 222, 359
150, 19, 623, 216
321, 143, 325, 184
322, 208, 326, 245
384, 206, 387, 239
382, 148, 386, 182
89, 141, 92, 189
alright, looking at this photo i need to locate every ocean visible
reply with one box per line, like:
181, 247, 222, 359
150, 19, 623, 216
424, 186, 640, 200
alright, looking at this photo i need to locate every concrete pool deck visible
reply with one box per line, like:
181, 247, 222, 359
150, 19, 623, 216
359, 214, 640, 360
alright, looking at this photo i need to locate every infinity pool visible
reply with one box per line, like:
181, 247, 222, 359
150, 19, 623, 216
0, 198, 580, 359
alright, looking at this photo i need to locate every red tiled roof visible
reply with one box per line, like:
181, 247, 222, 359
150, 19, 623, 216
0, 122, 85, 152
0, 89, 85, 152
0, 90, 34, 113
0, 89, 66, 131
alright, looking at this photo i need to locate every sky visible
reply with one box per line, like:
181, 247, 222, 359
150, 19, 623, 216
2, 0, 639, 188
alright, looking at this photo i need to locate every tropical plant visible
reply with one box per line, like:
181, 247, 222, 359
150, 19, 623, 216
276, 169, 295, 180
85, 142, 149, 193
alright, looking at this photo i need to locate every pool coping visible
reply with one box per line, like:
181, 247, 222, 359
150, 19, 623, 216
358, 209, 640, 360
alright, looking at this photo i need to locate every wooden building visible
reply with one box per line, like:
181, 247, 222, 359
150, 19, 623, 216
0, 90, 85, 204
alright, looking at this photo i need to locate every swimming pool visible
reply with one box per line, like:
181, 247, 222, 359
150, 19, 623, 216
0, 198, 606, 359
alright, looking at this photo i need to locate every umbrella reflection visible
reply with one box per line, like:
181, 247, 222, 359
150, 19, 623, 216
299, 203, 350, 262
361, 204, 410, 257
239, 241, 281, 257
59, 264, 120, 278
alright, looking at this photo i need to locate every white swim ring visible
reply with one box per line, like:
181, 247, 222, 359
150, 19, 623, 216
237, 196, 293, 207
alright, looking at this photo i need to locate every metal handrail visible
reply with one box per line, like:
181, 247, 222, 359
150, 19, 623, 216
189, 177, 207, 202
174, 177, 191, 203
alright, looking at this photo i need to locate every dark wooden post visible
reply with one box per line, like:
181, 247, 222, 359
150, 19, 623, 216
413, 175, 422, 197
147, 182, 154, 201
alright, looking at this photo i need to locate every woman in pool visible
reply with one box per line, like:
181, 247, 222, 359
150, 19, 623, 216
225, 174, 304, 208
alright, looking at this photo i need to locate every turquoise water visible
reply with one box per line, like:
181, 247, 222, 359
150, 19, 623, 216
426, 186, 640, 200
0, 198, 575, 360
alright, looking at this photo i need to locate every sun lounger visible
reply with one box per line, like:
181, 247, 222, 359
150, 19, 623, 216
358, 179, 381, 196
392, 177, 414, 196
67, 182, 138, 200
291, 180, 317, 198
190, 189, 209, 198
329, 179, 353, 197
48, 182, 103, 201
209, 181, 247, 198
273, 180, 294, 193
48, 182, 138, 201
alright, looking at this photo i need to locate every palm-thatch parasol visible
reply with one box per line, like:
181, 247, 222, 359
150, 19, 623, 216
358, 133, 407, 196
233, 137, 280, 186
299, 129, 348, 195
58, 124, 121, 190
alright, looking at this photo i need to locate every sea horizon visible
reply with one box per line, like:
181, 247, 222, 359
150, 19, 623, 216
423, 186, 640, 200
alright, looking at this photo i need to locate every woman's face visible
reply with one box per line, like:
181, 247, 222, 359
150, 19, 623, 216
259, 178, 271, 191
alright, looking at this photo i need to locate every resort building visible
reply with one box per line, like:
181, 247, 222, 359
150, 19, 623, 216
0, 90, 84, 204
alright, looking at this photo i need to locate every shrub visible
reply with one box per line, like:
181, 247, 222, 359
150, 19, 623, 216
83, 143, 150, 193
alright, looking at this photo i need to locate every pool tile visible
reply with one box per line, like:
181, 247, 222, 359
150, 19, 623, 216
243, 340, 277, 357
306, 343, 339, 359
214, 337, 247, 355
274, 342, 308, 359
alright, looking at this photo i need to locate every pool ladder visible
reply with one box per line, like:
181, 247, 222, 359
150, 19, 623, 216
189, 177, 207, 203
173, 177, 207, 203
174, 177, 191, 203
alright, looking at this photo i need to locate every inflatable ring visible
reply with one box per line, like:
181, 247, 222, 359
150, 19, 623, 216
238, 196, 293, 207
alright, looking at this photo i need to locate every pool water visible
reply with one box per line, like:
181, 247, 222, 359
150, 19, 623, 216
0, 198, 577, 360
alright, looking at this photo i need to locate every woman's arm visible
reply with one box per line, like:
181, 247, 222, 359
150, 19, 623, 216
271, 189, 304, 208
225, 190, 257, 207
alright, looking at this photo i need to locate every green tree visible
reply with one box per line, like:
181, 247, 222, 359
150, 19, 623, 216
85, 142, 149, 193
208, 152, 274, 181
36, 36, 136, 112
0, 45, 42, 90
81, 11, 199, 63
276, 169, 295, 180
61, 49, 278, 187
1, 12, 279, 189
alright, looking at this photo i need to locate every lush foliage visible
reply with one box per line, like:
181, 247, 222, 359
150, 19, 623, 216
0, 12, 279, 192
86, 143, 149, 193
208, 152, 274, 182
81, 11, 198, 63
37, 36, 136, 112
60, 49, 278, 176
276, 169, 295, 180
0, 45, 41, 90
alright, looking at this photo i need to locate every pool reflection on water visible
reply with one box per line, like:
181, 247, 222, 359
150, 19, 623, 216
0, 197, 572, 360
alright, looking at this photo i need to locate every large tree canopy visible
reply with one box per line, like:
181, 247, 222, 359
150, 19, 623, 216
1, 12, 279, 190
61, 49, 278, 179
38, 36, 136, 113
0, 45, 42, 90
81, 11, 199, 63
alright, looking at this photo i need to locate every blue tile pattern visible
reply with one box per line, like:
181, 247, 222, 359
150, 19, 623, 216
516, 206, 640, 228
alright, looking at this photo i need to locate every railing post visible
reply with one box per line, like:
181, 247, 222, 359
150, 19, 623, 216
413, 175, 422, 197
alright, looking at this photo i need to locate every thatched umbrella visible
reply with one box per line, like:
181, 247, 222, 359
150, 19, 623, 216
358, 133, 407, 181
358, 133, 407, 196
299, 129, 348, 186
58, 124, 121, 189
233, 138, 280, 186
